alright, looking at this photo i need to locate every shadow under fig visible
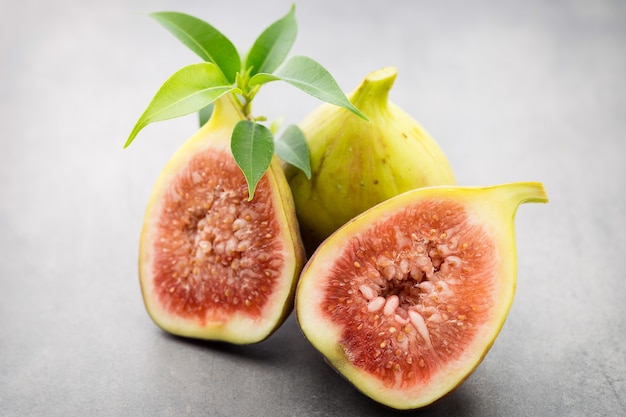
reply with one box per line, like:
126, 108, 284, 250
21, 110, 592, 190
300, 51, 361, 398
342, 380, 475, 416
159, 311, 308, 364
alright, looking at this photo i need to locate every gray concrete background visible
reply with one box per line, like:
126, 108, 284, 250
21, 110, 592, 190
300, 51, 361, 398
1, 0, 625, 415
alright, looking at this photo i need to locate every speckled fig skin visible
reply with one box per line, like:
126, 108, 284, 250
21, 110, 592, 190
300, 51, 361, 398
286, 67, 456, 253
296, 182, 548, 409
139, 94, 306, 344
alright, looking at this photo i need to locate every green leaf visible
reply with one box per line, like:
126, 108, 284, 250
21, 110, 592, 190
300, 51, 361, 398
125, 63, 236, 148
198, 103, 214, 126
275, 125, 311, 179
231, 121, 275, 200
245, 4, 297, 76
247, 72, 280, 86
150, 11, 241, 83
250, 55, 368, 120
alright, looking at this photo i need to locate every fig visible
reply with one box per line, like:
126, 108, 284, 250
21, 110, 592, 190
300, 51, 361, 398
139, 94, 306, 344
296, 182, 548, 409
127, 6, 371, 343
287, 67, 456, 250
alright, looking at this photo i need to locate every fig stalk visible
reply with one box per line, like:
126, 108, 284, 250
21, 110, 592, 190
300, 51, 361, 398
349, 66, 396, 117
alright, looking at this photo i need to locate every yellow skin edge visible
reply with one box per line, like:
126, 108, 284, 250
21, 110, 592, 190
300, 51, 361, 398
296, 182, 548, 409
139, 94, 305, 344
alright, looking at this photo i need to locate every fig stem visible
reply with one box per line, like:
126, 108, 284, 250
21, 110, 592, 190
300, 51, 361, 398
234, 67, 260, 120
501, 181, 549, 205
207, 93, 246, 132
349, 67, 398, 115
488, 181, 549, 217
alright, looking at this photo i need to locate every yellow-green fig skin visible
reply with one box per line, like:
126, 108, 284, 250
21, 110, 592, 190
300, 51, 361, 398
139, 94, 306, 344
287, 67, 456, 251
295, 182, 548, 410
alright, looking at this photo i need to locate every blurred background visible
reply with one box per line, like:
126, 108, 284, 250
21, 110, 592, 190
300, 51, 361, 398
1, 0, 624, 415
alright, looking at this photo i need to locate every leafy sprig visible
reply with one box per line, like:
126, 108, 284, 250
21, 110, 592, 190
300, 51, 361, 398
125, 5, 367, 199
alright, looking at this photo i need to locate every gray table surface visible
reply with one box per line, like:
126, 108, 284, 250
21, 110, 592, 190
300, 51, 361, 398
2, 0, 625, 416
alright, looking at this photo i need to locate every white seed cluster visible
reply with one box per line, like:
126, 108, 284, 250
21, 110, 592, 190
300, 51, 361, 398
156, 156, 280, 312
354, 226, 468, 346
192, 200, 258, 266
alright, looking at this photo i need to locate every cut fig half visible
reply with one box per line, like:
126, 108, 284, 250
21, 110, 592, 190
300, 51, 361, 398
139, 95, 306, 344
296, 182, 548, 409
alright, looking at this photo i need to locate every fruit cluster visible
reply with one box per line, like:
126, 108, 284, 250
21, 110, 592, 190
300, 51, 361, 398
127, 7, 548, 410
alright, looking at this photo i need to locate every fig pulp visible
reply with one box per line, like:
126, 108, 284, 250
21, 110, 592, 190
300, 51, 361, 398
296, 182, 548, 409
287, 67, 456, 251
139, 94, 306, 344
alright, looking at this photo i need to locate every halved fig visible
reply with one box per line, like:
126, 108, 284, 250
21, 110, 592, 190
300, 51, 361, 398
296, 182, 548, 409
139, 95, 306, 344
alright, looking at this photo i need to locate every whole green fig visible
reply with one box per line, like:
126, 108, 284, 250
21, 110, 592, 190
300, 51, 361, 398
286, 67, 456, 251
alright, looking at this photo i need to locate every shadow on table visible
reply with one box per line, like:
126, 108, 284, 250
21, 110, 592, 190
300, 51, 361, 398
158, 311, 309, 364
